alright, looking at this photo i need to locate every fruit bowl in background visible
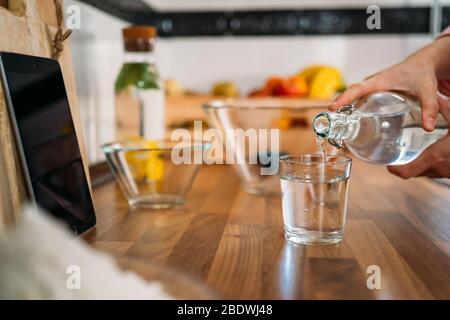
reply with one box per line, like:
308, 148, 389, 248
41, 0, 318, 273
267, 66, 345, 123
249, 65, 345, 99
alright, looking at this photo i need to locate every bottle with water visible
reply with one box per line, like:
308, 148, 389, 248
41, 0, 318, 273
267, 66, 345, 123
313, 92, 448, 165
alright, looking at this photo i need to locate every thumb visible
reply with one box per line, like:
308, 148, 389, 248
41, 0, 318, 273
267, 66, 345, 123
418, 83, 439, 131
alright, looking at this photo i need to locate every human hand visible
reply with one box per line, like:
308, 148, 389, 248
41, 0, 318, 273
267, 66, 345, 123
330, 55, 440, 131
387, 97, 450, 179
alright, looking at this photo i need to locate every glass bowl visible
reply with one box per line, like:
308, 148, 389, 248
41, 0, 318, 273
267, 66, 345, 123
102, 140, 211, 209
203, 98, 333, 195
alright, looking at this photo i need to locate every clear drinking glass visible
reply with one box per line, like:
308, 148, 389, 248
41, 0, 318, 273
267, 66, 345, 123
279, 154, 352, 245
102, 140, 211, 209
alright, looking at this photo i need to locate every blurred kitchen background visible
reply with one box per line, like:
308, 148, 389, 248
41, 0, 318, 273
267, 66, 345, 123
66, 0, 449, 163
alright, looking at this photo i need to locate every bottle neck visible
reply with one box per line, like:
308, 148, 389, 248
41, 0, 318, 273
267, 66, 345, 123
124, 51, 156, 64
313, 111, 360, 141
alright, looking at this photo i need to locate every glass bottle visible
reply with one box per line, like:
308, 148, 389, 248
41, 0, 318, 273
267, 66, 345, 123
115, 25, 165, 141
313, 91, 448, 165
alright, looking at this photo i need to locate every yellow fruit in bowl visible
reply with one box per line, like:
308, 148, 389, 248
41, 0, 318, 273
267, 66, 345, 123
144, 141, 164, 182
212, 81, 239, 97
125, 139, 164, 182
297, 65, 329, 83
309, 68, 342, 99
298, 65, 345, 100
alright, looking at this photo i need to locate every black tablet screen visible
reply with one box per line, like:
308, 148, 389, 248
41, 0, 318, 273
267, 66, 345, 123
1, 53, 96, 234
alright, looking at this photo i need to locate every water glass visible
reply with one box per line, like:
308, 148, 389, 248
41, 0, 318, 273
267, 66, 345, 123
279, 154, 352, 245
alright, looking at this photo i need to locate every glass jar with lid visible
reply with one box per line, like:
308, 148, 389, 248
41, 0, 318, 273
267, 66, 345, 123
115, 25, 165, 141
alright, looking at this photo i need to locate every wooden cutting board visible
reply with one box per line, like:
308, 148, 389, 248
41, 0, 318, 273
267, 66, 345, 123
0, 0, 88, 230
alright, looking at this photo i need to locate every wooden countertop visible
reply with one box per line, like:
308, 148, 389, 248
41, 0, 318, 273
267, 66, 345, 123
83, 157, 450, 300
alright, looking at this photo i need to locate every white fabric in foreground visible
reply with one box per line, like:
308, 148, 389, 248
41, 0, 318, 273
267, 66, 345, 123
0, 206, 173, 300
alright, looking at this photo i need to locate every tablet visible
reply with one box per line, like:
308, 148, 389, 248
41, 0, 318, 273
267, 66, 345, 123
0, 52, 96, 235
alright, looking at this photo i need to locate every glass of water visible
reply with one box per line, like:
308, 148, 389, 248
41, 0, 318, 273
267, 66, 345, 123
279, 154, 352, 245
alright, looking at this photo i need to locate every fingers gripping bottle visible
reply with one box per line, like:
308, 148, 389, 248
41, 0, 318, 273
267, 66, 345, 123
313, 92, 448, 165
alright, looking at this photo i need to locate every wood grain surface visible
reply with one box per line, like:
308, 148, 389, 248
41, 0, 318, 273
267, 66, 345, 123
0, 0, 89, 229
84, 158, 450, 299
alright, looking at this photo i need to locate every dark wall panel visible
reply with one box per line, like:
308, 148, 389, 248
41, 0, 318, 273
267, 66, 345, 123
78, 0, 448, 37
